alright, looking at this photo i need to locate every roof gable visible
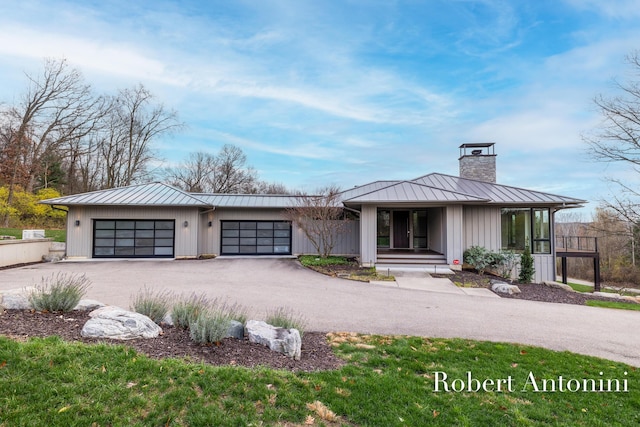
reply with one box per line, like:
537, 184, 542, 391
41, 182, 211, 207
343, 181, 489, 204
413, 173, 585, 206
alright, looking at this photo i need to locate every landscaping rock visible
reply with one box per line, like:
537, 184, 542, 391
74, 299, 106, 311
81, 306, 162, 340
592, 292, 639, 303
246, 320, 301, 360
542, 281, 576, 292
491, 280, 521, 295
0, 287, 34, 310
226, 320, 245, 339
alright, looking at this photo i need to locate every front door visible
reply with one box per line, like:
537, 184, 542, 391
393, 211, 410, 248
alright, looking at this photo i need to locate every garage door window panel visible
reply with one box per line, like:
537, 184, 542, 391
93, 220, 175, 258
220, 221, 291, 255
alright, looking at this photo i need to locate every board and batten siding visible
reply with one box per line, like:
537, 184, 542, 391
463, 206, 501, 251
66, 206, 200, 259
533, 255, 555, 283
445, 205, 464, 264
207, 208, 359, 256
360, 205, 377, 266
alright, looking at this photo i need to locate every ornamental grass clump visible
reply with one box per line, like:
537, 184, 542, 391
130, 286, 173, 324
172, 293, 211, 329
28, 272, 91, 312
188, 310, 231, 345
265, 306, 308, 336
210, 297, 250, 325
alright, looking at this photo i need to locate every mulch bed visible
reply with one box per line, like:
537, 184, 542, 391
441, 270, 637, 305
0, 309, 345, 372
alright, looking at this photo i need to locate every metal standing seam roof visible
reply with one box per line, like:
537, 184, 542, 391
40, 182, 212, 207
193, 194, 303, 208
342, 181, 490, 204
413, 173, 586, 205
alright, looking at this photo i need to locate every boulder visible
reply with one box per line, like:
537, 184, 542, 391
246, 320, 301, 360
491, 280, 521, 295
81, 306, 162, 340
0, 287, 35, 310
74, 299, 106, 311
226, 320, 245, 339
542, 281, 575, 292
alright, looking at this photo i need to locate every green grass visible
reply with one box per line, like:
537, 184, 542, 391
0, 228, 66, 242
298, 255, 351, 266
586, 300, 640, 311
1, 334, 638, 426
567, 282, 596, 293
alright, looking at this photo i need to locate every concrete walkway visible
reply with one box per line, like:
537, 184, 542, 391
371, 271, 499, 297
0, 258, 638, 367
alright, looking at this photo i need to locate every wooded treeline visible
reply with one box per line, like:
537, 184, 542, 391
0, 58, 286, 227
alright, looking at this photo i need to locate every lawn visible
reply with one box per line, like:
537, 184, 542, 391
586, 300, 640, 311
0, 228, 66, 242
0, 334, 637, 426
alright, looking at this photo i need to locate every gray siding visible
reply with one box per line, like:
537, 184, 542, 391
533, 255, 555, 283
66, 206, 200, 259
445, 205, 464, 264
360, 205, 377, 266
463, 206, 501, 251
293, 220, 359, 256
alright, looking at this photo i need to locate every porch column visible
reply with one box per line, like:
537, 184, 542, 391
445, 205, 463, 265
360, 205, 377, 267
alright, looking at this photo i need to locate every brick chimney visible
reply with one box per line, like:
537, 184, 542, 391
459, 143, 496, 183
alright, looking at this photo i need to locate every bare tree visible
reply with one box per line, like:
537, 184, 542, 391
0, 58, 101, 225
164, 151, 218, 192
283, 185, 350, 258
98, 85, 182, 188
163, 145, 285, 194
210, 144, 258, 193
584, 51, 640, 222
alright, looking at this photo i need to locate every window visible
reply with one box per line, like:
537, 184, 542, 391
412, 210, 428, 249
501, 208, 551, 254
377, 210, 390, 247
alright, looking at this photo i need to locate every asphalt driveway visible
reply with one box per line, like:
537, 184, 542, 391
1, 258, 638, 367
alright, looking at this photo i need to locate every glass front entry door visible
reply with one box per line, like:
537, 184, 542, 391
392, 210, 410, 248
378, 209, 429, 250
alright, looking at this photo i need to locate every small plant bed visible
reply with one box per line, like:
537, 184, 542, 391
438, 269, 639, 307
0, 309, 343, 372
298, 255, 395, 282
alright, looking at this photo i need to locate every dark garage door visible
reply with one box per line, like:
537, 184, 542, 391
221, 221, 291, 255
93, 219, 175, 258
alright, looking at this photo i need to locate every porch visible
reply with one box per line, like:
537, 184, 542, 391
376, 248, 447, 266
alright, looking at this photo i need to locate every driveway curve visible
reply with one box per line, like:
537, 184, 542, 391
1, 258, 638, 367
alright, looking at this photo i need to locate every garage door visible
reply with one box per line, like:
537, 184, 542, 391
221, 221, 291, 255
93, 220, 175, 258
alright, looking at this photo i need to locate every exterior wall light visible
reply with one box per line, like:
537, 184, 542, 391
75, 220, 80, 226
183, 221, 189, 227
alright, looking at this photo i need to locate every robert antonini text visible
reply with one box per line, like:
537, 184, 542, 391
433, 371, 629, 393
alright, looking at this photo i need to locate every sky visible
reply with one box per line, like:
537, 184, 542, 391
1, 0, 639, 219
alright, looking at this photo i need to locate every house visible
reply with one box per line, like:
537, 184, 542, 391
41, 143, 584, 283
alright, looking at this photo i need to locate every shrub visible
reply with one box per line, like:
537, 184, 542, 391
265, 306, 308, 336
189, 310, 230, 344
519, 246, 535, 283
130, 286, 173, 324
29, 272, 91, 312
172, 293, 210, 329
494, 250, 520, 280
463, 246, 493, 275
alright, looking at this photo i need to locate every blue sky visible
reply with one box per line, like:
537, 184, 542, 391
1, 0, 639, 218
